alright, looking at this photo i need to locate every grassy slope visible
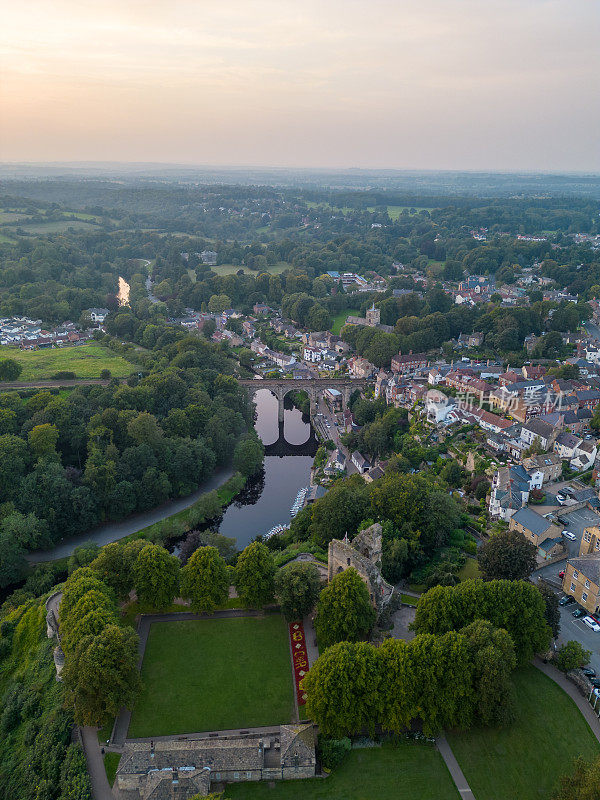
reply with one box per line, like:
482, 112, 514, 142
448, 665, 600, 800
128, 615, 295, 737
0, 343, 136, 379
227, 742, 460, 800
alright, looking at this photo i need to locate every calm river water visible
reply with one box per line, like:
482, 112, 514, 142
216, 389, 316, 548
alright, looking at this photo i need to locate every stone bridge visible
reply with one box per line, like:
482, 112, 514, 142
238, 377, 367, 422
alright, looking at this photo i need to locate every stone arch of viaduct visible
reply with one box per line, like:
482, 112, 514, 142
238, 378, 367, 422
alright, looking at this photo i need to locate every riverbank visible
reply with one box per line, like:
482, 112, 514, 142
27, 467, 239, 563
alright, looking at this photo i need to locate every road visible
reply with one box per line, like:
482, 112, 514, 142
27, 467, 234, 562
312, 398, 358, 474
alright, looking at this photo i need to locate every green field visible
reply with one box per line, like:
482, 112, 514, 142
8, 220, 98, 234
127, 615, 295, 737
448, 666, 600, 800
210, 262, 289, 276
0, 343, 136, 380
227, 742, 459, 800
330, 308, 361, 335
0, 232, 16, 244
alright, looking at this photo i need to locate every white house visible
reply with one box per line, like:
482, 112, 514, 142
86, 307, 110, 324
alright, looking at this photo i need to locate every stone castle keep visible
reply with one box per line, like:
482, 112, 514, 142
115, 725, 316, 799
327, 522, 394, 612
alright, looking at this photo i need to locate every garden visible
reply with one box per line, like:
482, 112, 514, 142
127, 614, 295, 737
0, 343, 137, 379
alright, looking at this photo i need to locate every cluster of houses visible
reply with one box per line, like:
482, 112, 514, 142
0, 315, 99, 349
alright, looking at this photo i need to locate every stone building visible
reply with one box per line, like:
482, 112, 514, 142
327, 523, 394, 613
115, 725, 316, 799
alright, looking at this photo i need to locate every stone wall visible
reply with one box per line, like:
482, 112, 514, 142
327, 523, 393, 613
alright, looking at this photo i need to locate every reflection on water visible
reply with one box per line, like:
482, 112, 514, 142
216, 389, 315, 547
117, 276, 130, 306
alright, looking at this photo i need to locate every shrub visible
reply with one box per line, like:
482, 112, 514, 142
318, 735, 352, 770
51, 371, 76, 380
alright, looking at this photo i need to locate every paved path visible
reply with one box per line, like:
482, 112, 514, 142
303, 615, 319, 668
534, 658, 600, 744
81, 727, 113, 800
436, 736, 477, 800
27, 467, 234, 562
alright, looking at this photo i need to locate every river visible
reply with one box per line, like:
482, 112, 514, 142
27, 388, 316, 561
216, 389, 316, 548
117, 276, 130, 306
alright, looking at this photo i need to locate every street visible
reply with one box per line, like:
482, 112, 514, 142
312, 398, 358, 474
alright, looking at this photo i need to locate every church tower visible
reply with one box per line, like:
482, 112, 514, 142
366, 303, 380, 327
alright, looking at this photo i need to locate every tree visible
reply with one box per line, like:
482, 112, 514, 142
0, 359, 22, 381
180, 546, 229, 613
67, 542, 101, 575
0, 530, 26, 588
63, 624, 141, 725
275, 562, 322, 622
477, 530, 537, 581
552, 755, 600, 800
459, 619, 516, 727
235, 541, 275, 608
554, 641, 591, 672
412, 579, 552, 664
308, 475, 371, 548
302, 641, 381, 737
91, 539, 147, 599
538, 580, 561, 639
314, 568, 376, 648
133, 544, 180, 609
28, 423, 59, 458
232, 431, 264, 476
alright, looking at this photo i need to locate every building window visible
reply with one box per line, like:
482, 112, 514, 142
246, 771, 252, 779
583, 592, 589, 602
573, 571, 579, 579
234, 773, 239, 780
586, 580, 590, 589
570, 582, 576, 592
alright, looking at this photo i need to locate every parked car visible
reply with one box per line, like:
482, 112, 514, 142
559, 596, 576, 606
582, 668, 596, 678
583, 616, 600, 632
573, 607, 586, 618
559, 570, 565, 579
562, 530, 576, 541
591, 678, 600, 688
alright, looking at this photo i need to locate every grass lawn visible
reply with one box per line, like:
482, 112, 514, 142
457, 558, 482, 582
128, 615, 295, 737
0, 232, 17, 244
0, 343, 136, 380
211, 262, 289, 276
103, 753, 121, 786
330, 309, 360, 335
400, 594, 418, 606
227, 742, 460, 800
447, 665, 600, 800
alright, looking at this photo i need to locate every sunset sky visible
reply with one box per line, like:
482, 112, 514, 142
1, 0, 598, 170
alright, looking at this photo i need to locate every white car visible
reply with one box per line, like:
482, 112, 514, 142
562, 530, 576, 541
583, 616, 600, 632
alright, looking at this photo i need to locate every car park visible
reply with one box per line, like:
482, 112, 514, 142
573, 607, 586, 618
559, 596, 576, 606
562, 530, 576, 540
583, 616, 600, 632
